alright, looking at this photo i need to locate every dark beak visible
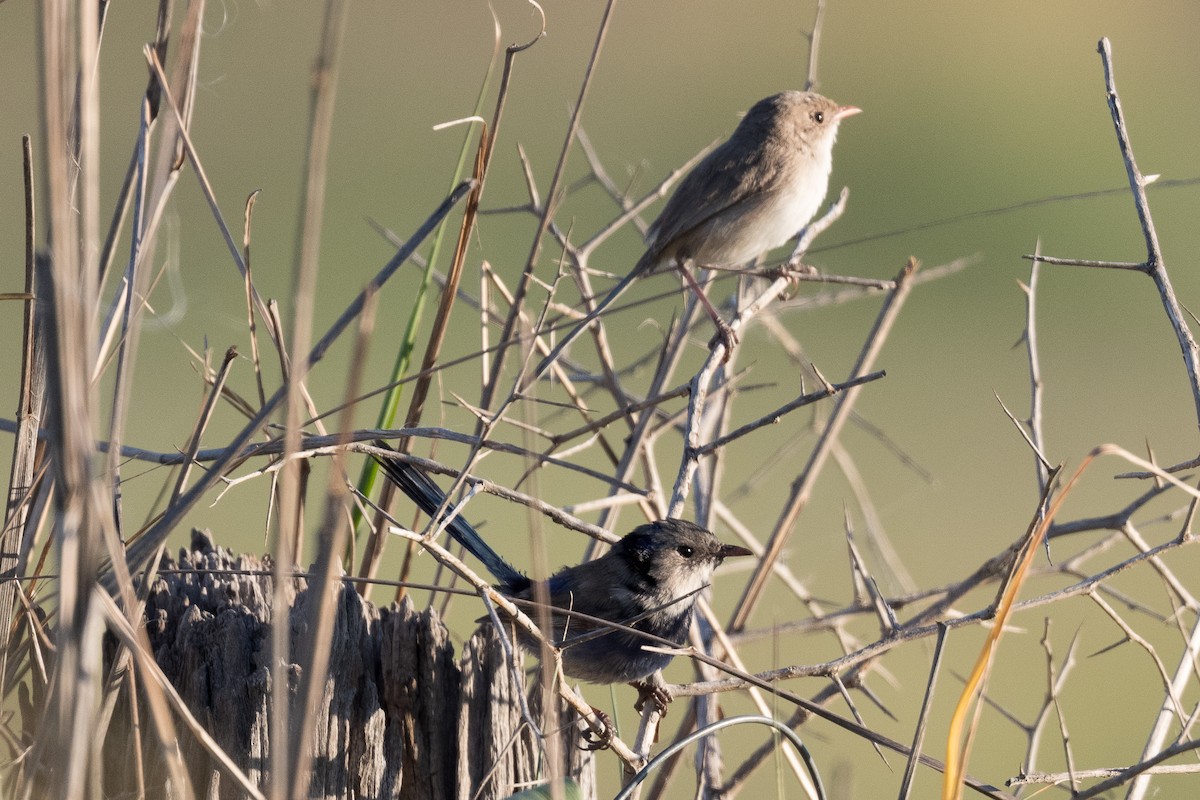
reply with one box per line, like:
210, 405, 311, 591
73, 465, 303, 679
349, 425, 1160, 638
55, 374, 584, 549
719, 543, 754, 559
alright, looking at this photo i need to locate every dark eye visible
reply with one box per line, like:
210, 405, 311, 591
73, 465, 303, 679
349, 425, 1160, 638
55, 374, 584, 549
812, 110, 825, 124
677, 545, 695, 558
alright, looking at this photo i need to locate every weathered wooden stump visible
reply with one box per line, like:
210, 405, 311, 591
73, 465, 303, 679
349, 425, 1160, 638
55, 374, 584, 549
104, 530, 594, 799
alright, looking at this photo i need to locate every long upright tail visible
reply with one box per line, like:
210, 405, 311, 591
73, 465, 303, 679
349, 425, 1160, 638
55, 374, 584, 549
521, 250, 657, 391
373, 447, 528, 591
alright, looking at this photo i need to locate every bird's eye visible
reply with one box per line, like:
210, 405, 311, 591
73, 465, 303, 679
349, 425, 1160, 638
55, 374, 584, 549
812, 110, 825, 124
676, 545, 695, 558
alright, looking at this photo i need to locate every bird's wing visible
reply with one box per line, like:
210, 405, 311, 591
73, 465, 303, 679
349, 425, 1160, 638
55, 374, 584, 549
645, 137, 789, 259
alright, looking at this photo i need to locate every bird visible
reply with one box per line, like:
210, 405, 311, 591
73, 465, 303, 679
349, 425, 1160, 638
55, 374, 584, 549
528, 90, 860, 383
373, 449, 753, 721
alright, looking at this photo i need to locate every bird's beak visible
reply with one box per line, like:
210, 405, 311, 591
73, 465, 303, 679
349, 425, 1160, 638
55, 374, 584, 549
834, 105, 862, 122
719, 543, 754, 559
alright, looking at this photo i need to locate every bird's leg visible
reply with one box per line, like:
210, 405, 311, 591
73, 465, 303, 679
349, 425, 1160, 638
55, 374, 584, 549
674, 258, 737, 360
579, 705, 616, 751
630, 672, 673, 716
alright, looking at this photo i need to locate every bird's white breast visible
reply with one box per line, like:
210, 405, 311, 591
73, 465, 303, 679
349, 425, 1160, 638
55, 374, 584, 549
692, 143, 835, 267
755, 145, 834, 253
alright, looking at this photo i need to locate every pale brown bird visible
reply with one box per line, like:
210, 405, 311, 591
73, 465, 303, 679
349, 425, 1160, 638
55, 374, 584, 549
530, 91, 859, 380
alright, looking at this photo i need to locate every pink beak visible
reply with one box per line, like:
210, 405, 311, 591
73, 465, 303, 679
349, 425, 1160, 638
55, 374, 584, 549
834, 105, 862, 122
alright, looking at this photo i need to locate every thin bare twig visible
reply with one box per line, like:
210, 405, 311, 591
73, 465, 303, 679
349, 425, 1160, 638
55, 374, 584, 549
481, 0, 614, 412
729, 258, 920, 631
114, 182, 473, 582
1036, 40, 1200, 441
898, 624, 948, 800
694, 371, 884, 457
1036, 738, 1200, 799
1022, 244, 1050, 494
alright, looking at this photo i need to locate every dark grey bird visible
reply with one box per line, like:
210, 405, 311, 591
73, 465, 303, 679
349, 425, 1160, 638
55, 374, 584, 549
373, 451, 752, 700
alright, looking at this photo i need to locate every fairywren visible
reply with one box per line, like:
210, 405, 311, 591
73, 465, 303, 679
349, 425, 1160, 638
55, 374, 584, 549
374, 453, 752, 689
530, 90, 859, 379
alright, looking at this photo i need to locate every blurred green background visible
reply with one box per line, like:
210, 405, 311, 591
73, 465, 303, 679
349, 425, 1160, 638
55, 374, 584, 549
2, 0, 1199, 796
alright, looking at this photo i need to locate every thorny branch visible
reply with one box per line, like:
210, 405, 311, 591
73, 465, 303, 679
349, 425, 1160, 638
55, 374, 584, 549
12, 8, 1200, 800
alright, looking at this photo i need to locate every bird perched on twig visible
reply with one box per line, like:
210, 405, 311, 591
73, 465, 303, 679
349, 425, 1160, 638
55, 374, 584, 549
529, 90, 860, 381
373, 448, 752, 742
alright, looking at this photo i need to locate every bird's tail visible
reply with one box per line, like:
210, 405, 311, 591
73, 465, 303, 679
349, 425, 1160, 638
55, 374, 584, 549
522, 250, 658, 391
372, 445, 528, 591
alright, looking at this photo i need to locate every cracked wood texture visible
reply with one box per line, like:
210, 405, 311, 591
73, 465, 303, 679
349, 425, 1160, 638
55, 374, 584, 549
102, 530, 595, 799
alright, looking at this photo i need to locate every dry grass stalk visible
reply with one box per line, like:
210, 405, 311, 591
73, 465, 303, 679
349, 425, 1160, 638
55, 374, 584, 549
4, 5, 1200, 800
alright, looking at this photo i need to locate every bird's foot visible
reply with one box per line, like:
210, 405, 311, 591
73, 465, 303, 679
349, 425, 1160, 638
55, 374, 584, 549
579, 706, 615, 751
707, 319, 738, 362
765, 261, 817, 284
631, 680, 673, 716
